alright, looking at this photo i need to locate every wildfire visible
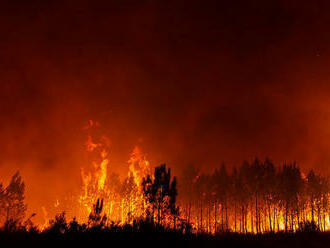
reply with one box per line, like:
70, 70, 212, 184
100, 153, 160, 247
37, 120, 330, 234
128, 146, 151, 187
77, 120, 152, 224
41, 206, 49, 229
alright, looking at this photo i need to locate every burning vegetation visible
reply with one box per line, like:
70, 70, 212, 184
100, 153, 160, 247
0, 121, 330, 239
179, 160, 329, 233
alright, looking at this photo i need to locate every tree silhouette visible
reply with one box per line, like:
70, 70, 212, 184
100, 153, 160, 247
0, 159, 329, 235
142, 164, 178, 226
88, 198, 107, 228
47, 212, 68, 234
179, 164, 199, 224
4, 172, 27, 225
213, 164, 230, 232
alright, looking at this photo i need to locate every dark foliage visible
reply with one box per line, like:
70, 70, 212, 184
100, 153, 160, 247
0, 162, 330, 247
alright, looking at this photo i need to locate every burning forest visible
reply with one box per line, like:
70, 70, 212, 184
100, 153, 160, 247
0, 120, 330, 240
3, 0, 330, 247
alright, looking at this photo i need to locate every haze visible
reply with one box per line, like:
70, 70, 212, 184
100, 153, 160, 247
1, 0, 330, 223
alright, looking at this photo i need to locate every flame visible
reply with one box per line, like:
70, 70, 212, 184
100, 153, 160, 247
39, 120, 330, 234
54, 199, 60, 208
41, 206, 49, 229
128, 146, 151, 187
76, 121, 152, 224
79, 122, 110, 220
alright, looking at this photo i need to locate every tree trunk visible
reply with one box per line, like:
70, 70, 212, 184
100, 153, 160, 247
268, 204, 272, 232
200, 201, 203, 232
188, 202, 191, 224
225, 199, 228, 230
214, 200, 217, 233
311, 197, 314, 223
234, 203, 237, 232
285, 202, 288, 232
255, 194, 259, 233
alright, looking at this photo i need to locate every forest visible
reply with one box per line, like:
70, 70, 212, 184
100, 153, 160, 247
0, 159, 329, 247
179, 159, 329, 233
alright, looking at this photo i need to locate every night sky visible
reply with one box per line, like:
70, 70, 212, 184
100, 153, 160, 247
1, 0, 330, 217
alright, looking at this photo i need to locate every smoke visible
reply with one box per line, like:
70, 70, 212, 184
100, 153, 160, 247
1, 0, 330, 223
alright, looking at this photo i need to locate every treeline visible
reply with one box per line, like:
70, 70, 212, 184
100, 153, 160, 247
0, 172, 27, 227
179, 158, 329, 233
0, 160, 329, 235
82, 164, 180, 228
0, 165, 183, 233
77, 163, 179, 227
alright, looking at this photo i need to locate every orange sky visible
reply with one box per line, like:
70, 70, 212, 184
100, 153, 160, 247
1, 0, 330, 224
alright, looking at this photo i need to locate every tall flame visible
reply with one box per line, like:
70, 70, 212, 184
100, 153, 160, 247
79, 121, 110, 219
128, 146, 151, 187
77, 120, 152, 224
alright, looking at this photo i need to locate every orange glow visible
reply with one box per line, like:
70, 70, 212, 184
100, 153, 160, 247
5, 120, 330, 234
